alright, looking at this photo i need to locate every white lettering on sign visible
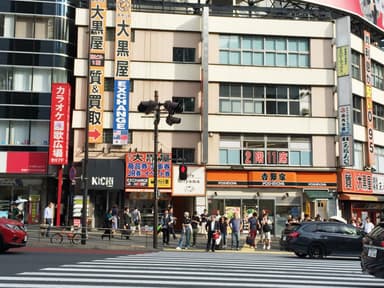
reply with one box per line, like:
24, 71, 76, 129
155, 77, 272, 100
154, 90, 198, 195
91, 176, 114, 188
115, 81, 127, 129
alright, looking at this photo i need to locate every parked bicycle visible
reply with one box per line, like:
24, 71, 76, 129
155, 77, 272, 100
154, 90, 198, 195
50, 226, 82, 245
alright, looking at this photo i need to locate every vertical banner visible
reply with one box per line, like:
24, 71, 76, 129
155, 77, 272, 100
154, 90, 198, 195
336, 17, 354, 167
113, 0, 131, 145
88, 0, 106, 143
363, 31, 375, 167
49, 83, 71, 165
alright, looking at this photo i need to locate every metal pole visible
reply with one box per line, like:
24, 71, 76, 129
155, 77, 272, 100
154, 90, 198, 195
153, 90, 159, 249
81, 101, 89, 244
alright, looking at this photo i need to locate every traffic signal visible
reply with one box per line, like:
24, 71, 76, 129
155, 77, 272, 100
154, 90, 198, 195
137, 100, 157, 114
163, 101, 183, 126
163, 101, 183, 114
179, 164, 187, 180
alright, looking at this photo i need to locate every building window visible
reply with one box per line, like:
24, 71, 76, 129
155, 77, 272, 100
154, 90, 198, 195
373, 102, 384, 132
351, 50, 361, 81
0, 120, 49, 146
375, 146, 384, 173
353, 95, 363, 125
372, 61, 384, 90
219, 83, 310, 116
172, 97, 195, 112
103, 129, 132, 144
173, 47, 195, 62
106, 27, 115, 41
104, 78, 114, 92
172, 148, 195, 163
353, 141, 364, 170
219, 35, 309, 67
220, 135, 312, 166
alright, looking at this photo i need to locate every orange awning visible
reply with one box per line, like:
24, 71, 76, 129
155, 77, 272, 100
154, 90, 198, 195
339, 193, 384, 202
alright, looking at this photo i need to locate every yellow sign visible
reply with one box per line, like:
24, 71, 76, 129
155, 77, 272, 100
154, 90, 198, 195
148, 177, 171, 188
88, 0, 107, 143
336, 46, 349, 77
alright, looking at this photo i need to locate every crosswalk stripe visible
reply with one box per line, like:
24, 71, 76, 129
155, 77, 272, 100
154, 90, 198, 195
0, 251, 383, 287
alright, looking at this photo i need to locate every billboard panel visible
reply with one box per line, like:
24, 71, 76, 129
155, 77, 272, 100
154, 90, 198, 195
88, 0, 107, 143
49, 83, 71, 165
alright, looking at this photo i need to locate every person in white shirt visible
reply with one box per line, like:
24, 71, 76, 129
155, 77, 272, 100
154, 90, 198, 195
44, 202, 54, 237
363, 217, 375, 234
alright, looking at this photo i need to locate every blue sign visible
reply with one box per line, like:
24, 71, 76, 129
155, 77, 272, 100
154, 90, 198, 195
113, 80, 130, 145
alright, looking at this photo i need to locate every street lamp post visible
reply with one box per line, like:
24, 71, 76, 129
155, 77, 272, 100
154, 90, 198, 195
138, 90, 183, 249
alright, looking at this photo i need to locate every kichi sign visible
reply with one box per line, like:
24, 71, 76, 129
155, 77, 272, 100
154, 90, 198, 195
48, 83, 71, 165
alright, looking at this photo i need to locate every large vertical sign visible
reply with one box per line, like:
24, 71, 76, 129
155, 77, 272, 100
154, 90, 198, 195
88, 0, 106, 143
49, 83, 71, 165
336, 17, 354, 167
113, 0, 131, 145
364, 31, 375, 167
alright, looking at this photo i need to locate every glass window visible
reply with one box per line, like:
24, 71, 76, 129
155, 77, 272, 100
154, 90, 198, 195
374, 102, 384, 132
0, 67, 13, 90
219, 51, 229, 64
353, 142, 364, 170
10, 121, 29, 145
15, 16, 33, 38
173, 47, 195, 62
172, 148, 195, 163
351, 50, 361, 80
353, 95, 363, 125
375, 146, 384, 173
13, 67, 32, 91
0, 120, 8, 144
173, 97, 195, 113
229, 51, 240, 64
372, 61, 384, 90
30, 121, 49, 145
229, 36, 240, 49
33, 69, 51, 92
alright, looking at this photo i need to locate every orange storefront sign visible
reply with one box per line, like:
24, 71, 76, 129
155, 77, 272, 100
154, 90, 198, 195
207, 170, 336, 188
340, 169, 373, 194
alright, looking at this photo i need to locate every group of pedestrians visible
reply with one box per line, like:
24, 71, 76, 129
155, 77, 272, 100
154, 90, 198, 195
102, 206, 142, 240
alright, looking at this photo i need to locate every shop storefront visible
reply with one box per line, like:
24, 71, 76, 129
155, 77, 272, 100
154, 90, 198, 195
339, 169, 384, 224
206, 170, 337, 236
84, 159, 125, 228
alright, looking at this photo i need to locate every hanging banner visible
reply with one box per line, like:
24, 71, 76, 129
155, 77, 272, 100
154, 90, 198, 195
48, 83, 71, 165
364, 31, 375, 167
88, 0, 106, 143
113, 0, 131, 145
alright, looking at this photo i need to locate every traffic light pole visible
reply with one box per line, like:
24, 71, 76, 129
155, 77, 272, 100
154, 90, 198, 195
153, 91, 160, 249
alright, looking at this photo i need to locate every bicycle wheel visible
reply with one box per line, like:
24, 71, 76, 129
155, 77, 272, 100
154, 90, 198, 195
50, 233, 63, 244
71, 233, 81, 245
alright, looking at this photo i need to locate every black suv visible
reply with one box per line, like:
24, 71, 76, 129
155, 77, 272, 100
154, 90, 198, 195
361, 222, 384, 278
283, 221, 364, 259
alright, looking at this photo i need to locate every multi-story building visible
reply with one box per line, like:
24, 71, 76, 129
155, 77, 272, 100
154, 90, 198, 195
3, 0, 384, 234
0, 0, 79, 224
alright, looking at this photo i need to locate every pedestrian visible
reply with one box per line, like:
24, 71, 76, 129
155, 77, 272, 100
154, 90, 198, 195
122, 207, 132, 239
169, 207, 177, 240
111, 204, 119, 236
161, 209, 171, 245
229, 212, 242, 250
248, 212, 259, 249
261, 212, 272, 250
200, 209, 208, 238
206, 214, 220, 252
43, 202, 54, 237
363, 217, 375, 234
191, 211, 200, 247
101, 208, 113, 240
131, 207, 141, 236
219, 216, 229, 249
176, 211, 192, 250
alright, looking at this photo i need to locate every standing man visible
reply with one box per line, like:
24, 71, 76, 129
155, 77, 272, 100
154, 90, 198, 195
229, 212, 242, 250
160, 209, 171, 245
206, 214, 220, 252
44, 202, 54, 237
363, 216, 375, 234
131, 207, 141, 236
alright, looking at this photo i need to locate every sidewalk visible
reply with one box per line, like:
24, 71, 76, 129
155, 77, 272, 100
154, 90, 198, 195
25, 225, 286, 254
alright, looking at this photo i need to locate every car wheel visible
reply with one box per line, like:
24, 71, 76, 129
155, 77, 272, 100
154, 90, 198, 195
294, 251, 307, 258
308, 243, 324, 259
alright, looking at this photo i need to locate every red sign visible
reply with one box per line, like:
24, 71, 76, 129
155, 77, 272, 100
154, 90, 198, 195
49, 83, 71, 165
125, 152, 172, 188
6, 152, 47, 174
340, 169, 373, 194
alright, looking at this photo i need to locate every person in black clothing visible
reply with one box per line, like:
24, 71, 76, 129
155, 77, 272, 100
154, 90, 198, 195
206, 214, 220, 252
122, 207, 132, 239
160, 209, 172, 245
219, 216, 229, 249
